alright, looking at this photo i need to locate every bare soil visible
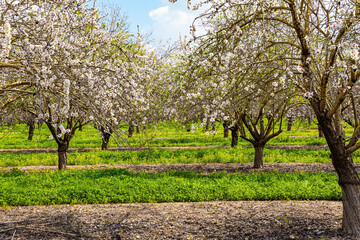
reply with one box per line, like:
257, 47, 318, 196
0, 201, 355, 240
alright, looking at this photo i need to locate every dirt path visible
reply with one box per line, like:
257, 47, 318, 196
0, 201, 354, 239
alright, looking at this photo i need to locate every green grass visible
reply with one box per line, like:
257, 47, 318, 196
0, 123, 232, 148
0, 121, 334, 149
0, 168, 342, 206
2, 146, 359, 167
0, 147, 348, 167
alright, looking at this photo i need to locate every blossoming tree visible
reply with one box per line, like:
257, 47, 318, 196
173, 0, 360, 235
0, 0, 157, 169
173, 33, 299, 167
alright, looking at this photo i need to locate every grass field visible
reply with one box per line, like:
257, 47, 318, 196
0, 121, 354, 206
1, 147, 360, 167
0, 168, 342, 206
0, 121, 331, 149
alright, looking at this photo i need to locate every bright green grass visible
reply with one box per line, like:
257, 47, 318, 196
0, 119, 356, 151
0, 123, 232, 149
1, 147, 358, 167
0, 122, 330, 150
0, 168, 342, 206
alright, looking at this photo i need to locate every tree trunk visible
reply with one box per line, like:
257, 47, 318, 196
287, 116, 293, 131
57, 143, 68, 170
101, 129, 112, 150
317, 114, 360, 235
136, 125, 140, 134
128, 122, 134, 138
230, 125, 239, 148
333, 154, 360, 235
253, 145, 265, 169
102, 133, 111, 150
341, 183, 360, 234
27, 122, 35, 140
318, 125, 324, 138
205, 120, 209, 131
223, 121, 229, 138
212, 122, 216, 131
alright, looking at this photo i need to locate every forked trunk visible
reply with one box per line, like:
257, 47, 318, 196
253, 145, 265, 169
57, 143, 68, 170
101, 132, 111, 150
27, 122, 35, 140
223, 121, 229, 138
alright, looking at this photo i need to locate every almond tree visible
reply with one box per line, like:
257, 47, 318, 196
96, 36, 168, 149
0, 1, 150, 169
170, 10, 298, 168
174, 0, 360, 235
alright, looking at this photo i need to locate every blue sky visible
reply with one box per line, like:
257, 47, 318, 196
95, 0, 199, 45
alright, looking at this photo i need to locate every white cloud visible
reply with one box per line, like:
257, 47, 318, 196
148, 6, 195, 42
149, 6, 170, 21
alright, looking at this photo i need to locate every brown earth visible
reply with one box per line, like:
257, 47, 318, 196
0, 201, 354, 240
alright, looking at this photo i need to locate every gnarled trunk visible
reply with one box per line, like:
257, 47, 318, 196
57, 143, 68, 170
102, 133, 111, 150
333, 153, 360, 234
101, 127, 112, 150
27, 121, 35, 140
223, 121, 229, 138
317, 114, 360, 235
45, 121, 73, 171
253, 144, 265, 169
341, 183, 360, 234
